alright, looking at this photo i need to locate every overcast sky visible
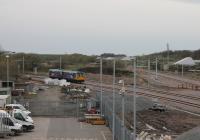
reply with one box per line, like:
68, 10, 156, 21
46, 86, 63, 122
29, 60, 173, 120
0, 0, 200, 55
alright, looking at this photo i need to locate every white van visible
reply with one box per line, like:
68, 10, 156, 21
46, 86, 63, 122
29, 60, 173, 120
9, 109, 34, 132
10, 109, 34, 123
5, 104, 31, 116
0, 110, 22, 135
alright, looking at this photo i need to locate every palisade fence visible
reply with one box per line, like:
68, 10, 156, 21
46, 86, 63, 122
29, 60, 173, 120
0, 113, 12, 137
15, 97, 87, 117
96, 92, 134, 140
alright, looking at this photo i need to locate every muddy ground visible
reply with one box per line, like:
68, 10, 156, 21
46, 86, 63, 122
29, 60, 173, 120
125, 109, 200, 138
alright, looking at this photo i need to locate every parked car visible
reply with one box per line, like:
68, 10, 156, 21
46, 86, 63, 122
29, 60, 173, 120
5, 104, 31, 116
149, 103, 167, 112
0, 110, 22, 135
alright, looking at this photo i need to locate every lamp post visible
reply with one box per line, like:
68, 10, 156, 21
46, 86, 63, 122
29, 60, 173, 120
100, 57, 103, 116
112, 58, 116, 140
121, 56, 137, 140
1, 51, 15, 87
119, 80, 125, 140
96, 56, 103, 117
133, 58, 137, 140
60, 56, 62, 70
23, 55, 25, 74
156, 57, 158, 80
6, 55, 10, 88
103, 57, 116, 140
182, 64, 184, 77
148, 59, 150, 88
104, 57, 117, 140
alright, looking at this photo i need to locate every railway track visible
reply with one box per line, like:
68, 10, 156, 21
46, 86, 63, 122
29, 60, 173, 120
130, 86, 200, 101
149, 71, 200, 87
85, 81, 200, 109
22, 74, 200, 109
85, 80, 200, 101
91, 85, 200, 109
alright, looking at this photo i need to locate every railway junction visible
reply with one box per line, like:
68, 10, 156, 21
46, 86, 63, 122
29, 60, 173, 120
9, 69, 200, 140
1, 56, 200, 140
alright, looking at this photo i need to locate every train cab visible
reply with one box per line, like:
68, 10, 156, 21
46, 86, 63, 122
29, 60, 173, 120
62, 71, 85, 83
49, 69, 63, 79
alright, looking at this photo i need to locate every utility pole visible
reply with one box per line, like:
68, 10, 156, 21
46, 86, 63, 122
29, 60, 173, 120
112, 58, 116, 140
6, 55, 9, 87
60, 56, 62, 70
182, 64, 184, 77
156, 57, 158, 79
121, 81, 125, 140
17, 64, 20, 74
100, 57, 103, 116
133, 58, 137, 140
167, 43, 170, 66
22, 55, 25, 74
148, 59, 150, 88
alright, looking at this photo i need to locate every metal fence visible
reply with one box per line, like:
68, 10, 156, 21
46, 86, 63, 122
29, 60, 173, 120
16, 99, 87, 118
96, 91, 155, 140
97, 92, 134, 140
0, 113, 12, 137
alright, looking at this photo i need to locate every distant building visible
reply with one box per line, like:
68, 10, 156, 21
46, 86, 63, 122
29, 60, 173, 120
0, 88, 11, 96
0, 88, 12, 108
0, 81, 15, 89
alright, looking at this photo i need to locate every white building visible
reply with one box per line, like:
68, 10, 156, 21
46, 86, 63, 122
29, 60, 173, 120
0, 88, 12, 108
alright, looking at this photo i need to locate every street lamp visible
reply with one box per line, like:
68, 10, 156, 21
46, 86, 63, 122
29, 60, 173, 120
121, 56, 137, 140
3, 51, 15, 88
100, 57, 103, 116
96, 56, 103, 117
23, 55, 25, 74
6, 55, 10, 88
113, 58, 116, 140
155, 57, 158, 80
60, 55, 62, 70
104, 57, 116, 140
0, 51, 15, 87
118, 80, 125, 140
148, 59, 150, 88
133, 58, 137, 140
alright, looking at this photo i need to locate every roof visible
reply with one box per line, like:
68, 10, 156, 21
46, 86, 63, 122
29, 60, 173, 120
49, 69, 62, 72
5, 104, 22, 107
174, 57, 196, 66
62, 70, 84, 73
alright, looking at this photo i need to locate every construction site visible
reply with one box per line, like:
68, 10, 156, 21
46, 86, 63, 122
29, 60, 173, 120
0, 53, 200, 140
0, 0, 200, 140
